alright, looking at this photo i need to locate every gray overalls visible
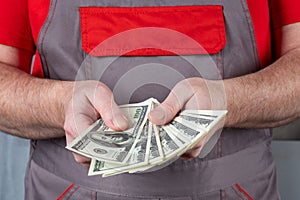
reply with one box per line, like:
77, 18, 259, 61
25, 0, 280, 199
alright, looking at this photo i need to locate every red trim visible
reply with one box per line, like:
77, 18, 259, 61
80, 6, 226, 56
235, 183, 254, 200
57, 183, 75, 200
28, 0, 50, 77
246, 0, 272, 67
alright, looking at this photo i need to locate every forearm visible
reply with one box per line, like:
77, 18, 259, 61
225, 48, 300, 128
0, 63, 73, 139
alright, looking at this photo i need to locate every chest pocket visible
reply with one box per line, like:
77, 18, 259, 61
80, 6, 226, 56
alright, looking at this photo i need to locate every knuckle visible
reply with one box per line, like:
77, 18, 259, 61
190, 154, 198, 158
191, 148, 202, 158
82, 163, 90, 169
63, 122, 68, 132
193, 142, 203, 149
73, 154, 86, 163
63, 124, 72, 136
74, 156, 81, 163
96, 82, 111, 96
163, 101, 180, 115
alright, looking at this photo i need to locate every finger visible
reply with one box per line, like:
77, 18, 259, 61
91, 83, 129, 131
81, 162, 91, 169
149, 80, 194, 125
64, 90, 97, 138
180, 146, 203, 160
65, 130, 91, 163
188, 146, 203, 158
73, 153, 91, 164
180, 135, 207, 160
65, 110, 95, 139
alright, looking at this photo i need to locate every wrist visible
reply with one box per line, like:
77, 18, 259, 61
36, 79, 74, 129
222, 77, 247, 128
57, 81, 74, 128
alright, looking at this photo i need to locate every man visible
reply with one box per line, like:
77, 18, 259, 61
0, 0, 300, 199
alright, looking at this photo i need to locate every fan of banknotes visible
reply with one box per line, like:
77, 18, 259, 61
66, 98, 227, 177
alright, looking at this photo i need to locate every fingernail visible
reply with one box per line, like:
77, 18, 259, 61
113, 114, 129, 130
149, 107, 165, 124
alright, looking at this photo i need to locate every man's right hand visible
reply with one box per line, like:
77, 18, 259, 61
63, 80, 129, 167
0, 45, 128, 167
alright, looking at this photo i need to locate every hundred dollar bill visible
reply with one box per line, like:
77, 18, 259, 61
66, 99, 152, 164
128, 123, 164, 173
126, 120, 151, 166
158, 126, 186, 160
102, 124, 169, 177
163, 120, 207, 151
106, 104, 164, 174
176, 110, 227, 158
89, 120, 152, 176
104, 123, 187, 177
131, 125, 188, 174
181, 110, 223, 118
179, 110, 227, 130
139, 123, 163, 165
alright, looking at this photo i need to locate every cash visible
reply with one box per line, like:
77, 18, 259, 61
66, 98, 227, 177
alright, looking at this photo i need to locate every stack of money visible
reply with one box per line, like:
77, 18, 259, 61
66, 98, 227, 177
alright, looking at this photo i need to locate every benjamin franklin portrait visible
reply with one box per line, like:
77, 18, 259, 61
88, 131, 134, 148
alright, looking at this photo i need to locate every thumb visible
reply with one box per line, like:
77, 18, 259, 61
149, 92, 189, 125
149, 79, 197, 125
92, 83, 129, 131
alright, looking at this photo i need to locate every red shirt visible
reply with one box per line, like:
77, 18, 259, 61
0, 0, 300, 76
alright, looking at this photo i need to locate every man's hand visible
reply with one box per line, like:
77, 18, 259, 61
149, 77, 226, 159
0, 45, 129, 167
64, 81, 129, 167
